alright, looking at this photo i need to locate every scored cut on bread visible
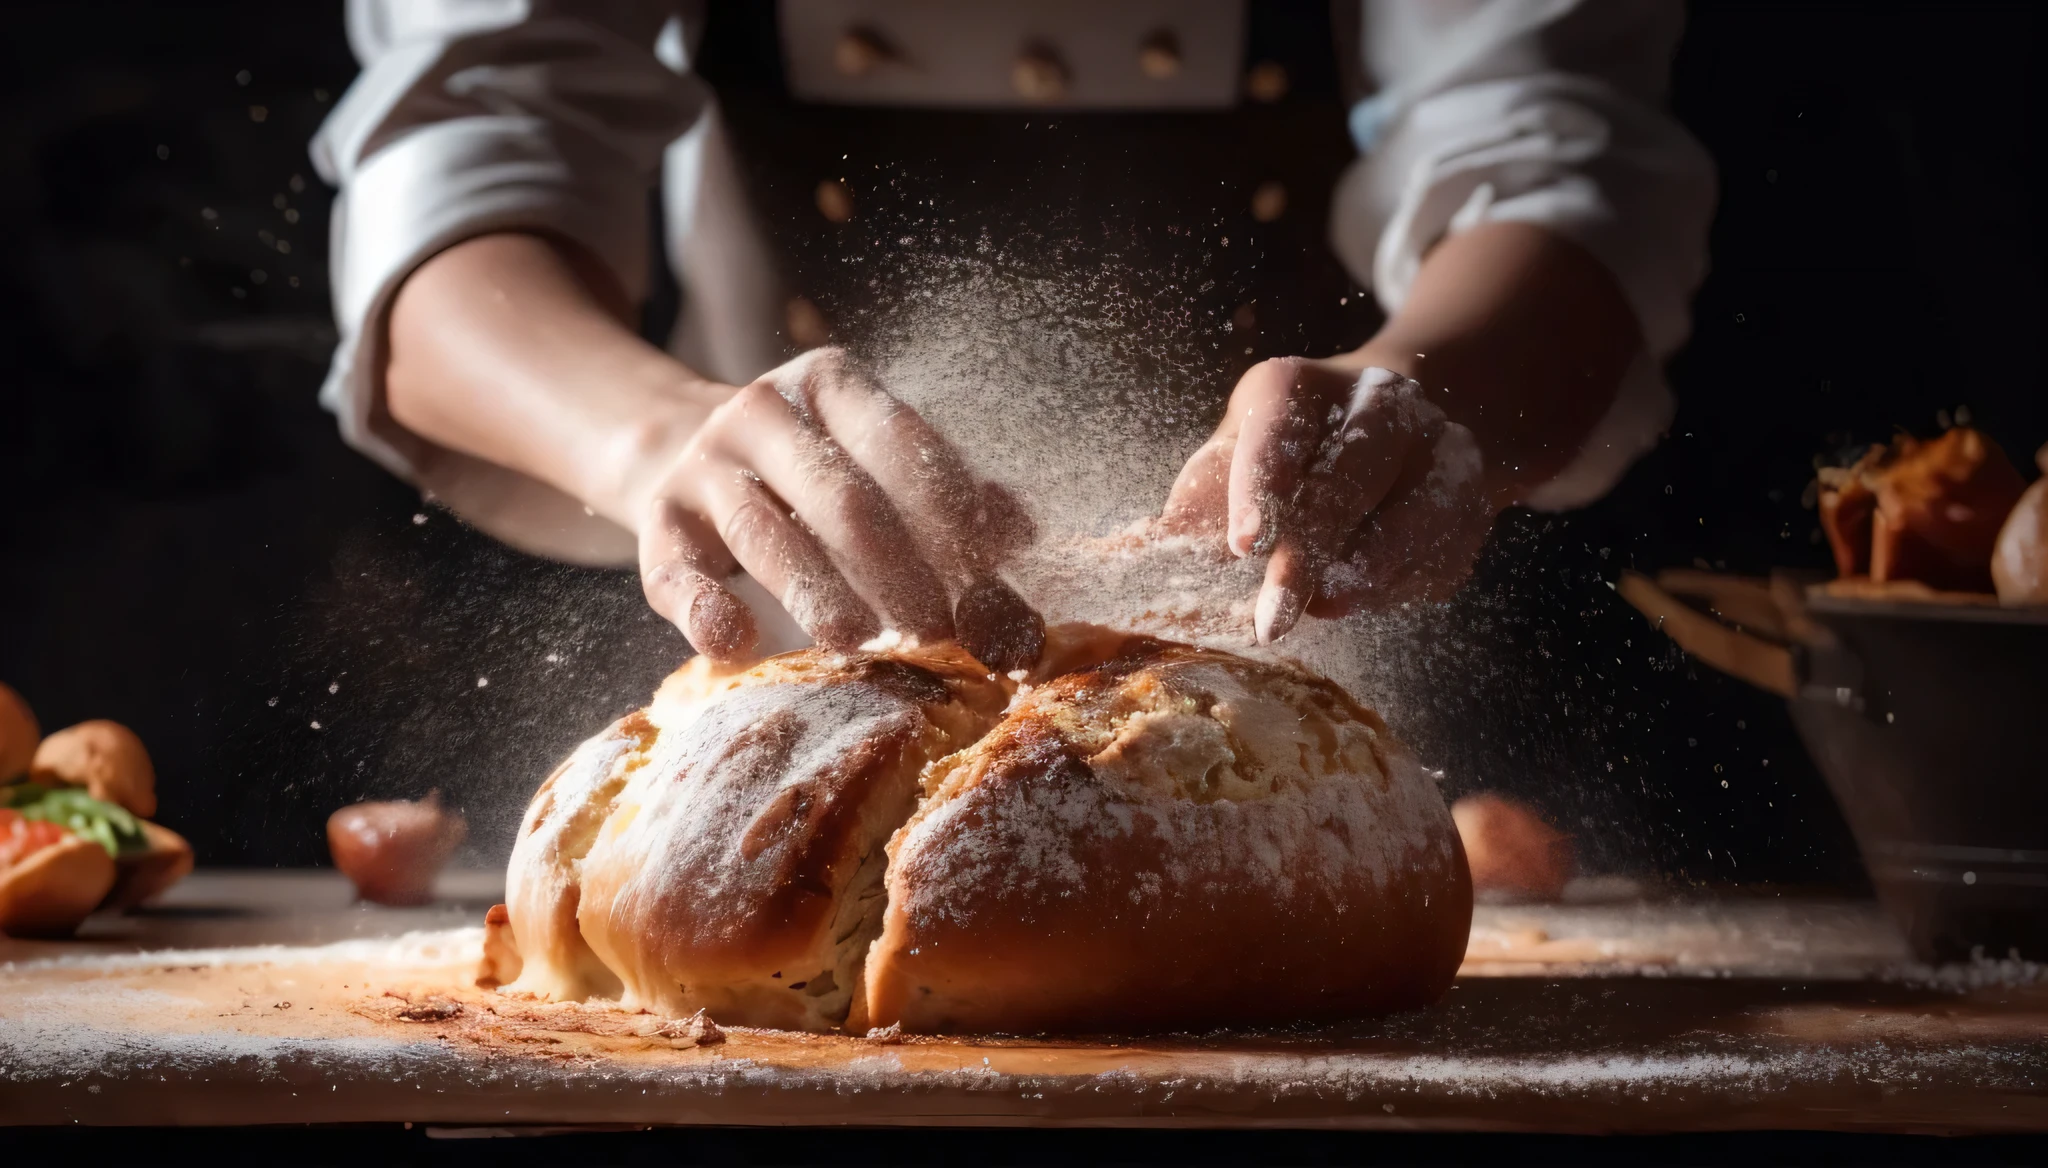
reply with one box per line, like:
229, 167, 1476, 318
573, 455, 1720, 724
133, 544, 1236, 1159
498, 628, 1472, 1034
865, 643, 1470, 1033
505, 644, 1008, 1029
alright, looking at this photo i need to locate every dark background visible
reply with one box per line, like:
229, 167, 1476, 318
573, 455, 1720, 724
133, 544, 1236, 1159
0, 1, 2039, 883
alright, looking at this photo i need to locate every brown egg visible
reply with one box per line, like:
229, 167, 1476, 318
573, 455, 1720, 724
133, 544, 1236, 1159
0, 682, 37, 782
328, 794, 467, 906
1451, 793, 1576, 901
31, 720, 155, 818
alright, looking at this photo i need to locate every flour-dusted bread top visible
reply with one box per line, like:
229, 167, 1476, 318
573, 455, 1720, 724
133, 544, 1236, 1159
504, 645, 1007, 1030
864, 642, 1472, 1034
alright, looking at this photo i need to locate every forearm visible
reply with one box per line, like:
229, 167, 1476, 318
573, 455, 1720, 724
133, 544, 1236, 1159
1337, 221, 1644, 505
384, 232, 729, 530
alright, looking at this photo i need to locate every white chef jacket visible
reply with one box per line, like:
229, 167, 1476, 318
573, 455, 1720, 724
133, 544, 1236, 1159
312, 0, 1715, 567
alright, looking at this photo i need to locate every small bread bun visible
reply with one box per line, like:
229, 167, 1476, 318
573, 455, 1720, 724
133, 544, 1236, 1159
104, 820, 195, 910
505, 643, 1009, 1028
1993, 474, 2048, 606
30, 720, 156, 818
0, 832, 116, 938
0, 682, 38, 783
1450, 793, 1575, 902
864, 643, 1471, 1033
328, 795, 466, 906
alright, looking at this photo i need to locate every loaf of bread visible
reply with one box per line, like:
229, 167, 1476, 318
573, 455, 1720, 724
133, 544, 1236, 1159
499, 628, 1471, 1034
504, 644, 1009, 1029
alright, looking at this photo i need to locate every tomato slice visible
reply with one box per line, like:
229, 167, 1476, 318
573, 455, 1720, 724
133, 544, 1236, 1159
0, 807, 71, 870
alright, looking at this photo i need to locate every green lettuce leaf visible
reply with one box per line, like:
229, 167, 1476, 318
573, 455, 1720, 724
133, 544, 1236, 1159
1, 782, 150, 857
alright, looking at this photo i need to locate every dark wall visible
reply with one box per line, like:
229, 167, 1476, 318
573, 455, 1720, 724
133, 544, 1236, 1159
0, 2, 2038, 881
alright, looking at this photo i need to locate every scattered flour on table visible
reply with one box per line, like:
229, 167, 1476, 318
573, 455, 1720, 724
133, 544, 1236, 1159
0, 927, 483, 975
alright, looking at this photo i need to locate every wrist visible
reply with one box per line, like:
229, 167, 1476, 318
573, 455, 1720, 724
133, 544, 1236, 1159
583, 375, 732, 532
1338, 339, 1530, 508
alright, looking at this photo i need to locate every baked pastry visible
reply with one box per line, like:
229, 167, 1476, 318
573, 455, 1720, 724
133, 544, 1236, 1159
1871, 428, 2027, 592
1818, 428, 2027, 594
504, 643, 1009, 1028
498, 631, 1471, 1034
1817, 450, 1880, 578
1450, 793, 1575, 902
328, 794, 467, 906
31, 719, 157, 818
864, 643, 1471, 1033
0, 782, 192, 936
1992, 443, 2048, 606
103, 819, 196, 911
0, 817, 115, 938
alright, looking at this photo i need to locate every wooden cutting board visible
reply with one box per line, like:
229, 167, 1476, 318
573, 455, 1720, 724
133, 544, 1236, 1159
3, 872, 2045, 1133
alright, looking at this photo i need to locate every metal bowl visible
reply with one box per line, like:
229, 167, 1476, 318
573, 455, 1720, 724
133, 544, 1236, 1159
1621, 572, 2048, 962
1792, 596, 2048, 962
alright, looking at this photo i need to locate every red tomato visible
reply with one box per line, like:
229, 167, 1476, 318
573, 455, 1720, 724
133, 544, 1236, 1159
0, 807, 69, 870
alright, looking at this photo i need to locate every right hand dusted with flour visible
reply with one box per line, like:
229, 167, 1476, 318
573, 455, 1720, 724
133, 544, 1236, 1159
629, 347, 1042, 670
1161, 358, 1493, 643
1159, 222, 1655, 644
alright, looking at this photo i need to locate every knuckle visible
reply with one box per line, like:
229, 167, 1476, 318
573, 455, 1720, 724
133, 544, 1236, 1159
733, 378, 787, 414
802, 343, 850, 372
720, 495, 780, 550
1249, 355, 1303, 382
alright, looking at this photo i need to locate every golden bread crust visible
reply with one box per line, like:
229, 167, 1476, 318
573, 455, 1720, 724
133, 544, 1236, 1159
104, 820, 195, 910
507, 644, 1007, 1028
0, 833, 117, 938
501, 635, 1470, 1035
864, 645, 1471, 1033
31, 720, 157, 818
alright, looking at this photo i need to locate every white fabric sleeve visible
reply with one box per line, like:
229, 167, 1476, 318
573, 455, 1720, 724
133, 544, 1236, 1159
310, 0, 707, 562
1330, 0, 1717, 510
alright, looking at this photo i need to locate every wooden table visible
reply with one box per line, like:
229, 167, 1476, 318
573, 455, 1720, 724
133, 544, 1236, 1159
3, 871, 2044, 1133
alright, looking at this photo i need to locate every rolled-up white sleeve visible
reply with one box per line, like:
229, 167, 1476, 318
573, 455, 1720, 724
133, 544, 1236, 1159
311, 0, 706, 490
1330, 0, 1717, 510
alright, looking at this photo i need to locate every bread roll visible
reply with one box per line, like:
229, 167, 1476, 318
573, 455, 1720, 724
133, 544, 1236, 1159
1992, 446, 2048, 605
0, 682, 38, 783
31, 720, 156, 818
1450, 793, 1575, 901
506, 644, 1009, 1029
865, 643, 1470, 1033
501, 635, 1470, 1034
104, 820, 195, 911
0, 828, 116, 938
328, 795, 466, 906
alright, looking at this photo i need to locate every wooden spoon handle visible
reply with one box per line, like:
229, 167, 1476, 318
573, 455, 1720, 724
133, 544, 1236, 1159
1618, 571, 1796, 697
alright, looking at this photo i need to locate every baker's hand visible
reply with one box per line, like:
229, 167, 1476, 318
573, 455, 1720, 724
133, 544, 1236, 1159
628, 348, 1042, 669
1160, 357, 1494, 643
